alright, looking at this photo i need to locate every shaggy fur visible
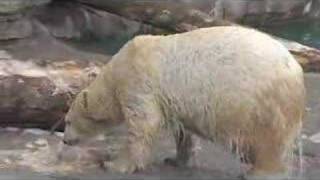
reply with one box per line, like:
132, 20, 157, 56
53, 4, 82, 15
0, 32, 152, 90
63, 26, 306, 179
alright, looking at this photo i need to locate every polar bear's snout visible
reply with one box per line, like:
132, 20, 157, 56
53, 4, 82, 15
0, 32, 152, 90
63, 123, 80, 146
63, 137, 79, 146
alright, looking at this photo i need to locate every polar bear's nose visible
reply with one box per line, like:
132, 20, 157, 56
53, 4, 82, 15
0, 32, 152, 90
63, 139, 71, 145
63, 138, 79, 146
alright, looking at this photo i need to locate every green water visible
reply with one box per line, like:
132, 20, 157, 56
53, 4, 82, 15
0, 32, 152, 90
262, 20, 320, 48
65, 33, 135, 55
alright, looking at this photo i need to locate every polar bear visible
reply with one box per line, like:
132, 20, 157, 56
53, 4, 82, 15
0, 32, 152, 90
63, 26, 306, 179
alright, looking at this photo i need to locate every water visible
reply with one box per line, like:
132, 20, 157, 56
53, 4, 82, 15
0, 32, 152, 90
64, 32, 136, 55
261, 20, 320, 48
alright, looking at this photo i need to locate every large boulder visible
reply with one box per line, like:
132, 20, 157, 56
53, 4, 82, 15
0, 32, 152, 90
0, 49, 105, 129
0, 14, 32, 40
0, 1, 164, 42
77, 0, 313, 27
0, 0, 51, 14
0, 23, 110, 129
0, 0, 51, 40
0, 2, 165, 129
33, 2, 164, 41
309, 0, 320, 19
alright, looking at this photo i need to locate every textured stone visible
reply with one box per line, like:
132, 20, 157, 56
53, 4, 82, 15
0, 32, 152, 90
0, 37, 110, 129
77, 0, 314, 26
0, 0, 51, 14
309, 0, 320, 18
0, 17, 32, 40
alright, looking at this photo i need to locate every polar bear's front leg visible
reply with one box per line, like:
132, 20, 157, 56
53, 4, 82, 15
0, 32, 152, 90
164, 130, 198, 167
105, 97, 163, 173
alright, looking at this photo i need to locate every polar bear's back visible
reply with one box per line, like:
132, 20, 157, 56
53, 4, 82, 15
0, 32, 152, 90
110, 26, 305, 138
148, 26, 305, 136
158, 26, 302, 88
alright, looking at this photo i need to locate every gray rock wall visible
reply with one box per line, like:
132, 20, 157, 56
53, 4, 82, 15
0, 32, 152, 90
0, 0, 51, 14
77, 0, 314, 25
0, 0, 319, 41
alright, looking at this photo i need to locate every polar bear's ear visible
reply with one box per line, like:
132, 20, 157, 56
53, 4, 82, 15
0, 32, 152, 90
82, 90, 89, 110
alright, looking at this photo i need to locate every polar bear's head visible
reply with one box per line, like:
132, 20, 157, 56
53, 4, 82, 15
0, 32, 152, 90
63, 88, 122, 146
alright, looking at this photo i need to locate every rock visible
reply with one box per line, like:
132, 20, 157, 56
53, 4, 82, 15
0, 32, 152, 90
77, 0, 315, 28
0, 0, 51, 14
310, 133, 320, 143
0, 2, 163, 129
309, 0, 320, 18
32, 2, 164, 40
74, 0, 320, 73
302, 138, 320, 157
77, 0, 233, 32
0, 38, 110, 129
23, 129, 50, 136
80, 0, 320, 72
0, 0, 50, 41
275, 38, 320, 72
0, 1, 165, 42
0, 16, 32, 40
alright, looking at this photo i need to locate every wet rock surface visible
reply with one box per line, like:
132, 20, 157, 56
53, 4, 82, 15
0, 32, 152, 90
0, 73, 319, 179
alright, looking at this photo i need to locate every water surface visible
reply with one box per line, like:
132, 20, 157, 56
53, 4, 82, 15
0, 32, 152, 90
262, 20, 320, 48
